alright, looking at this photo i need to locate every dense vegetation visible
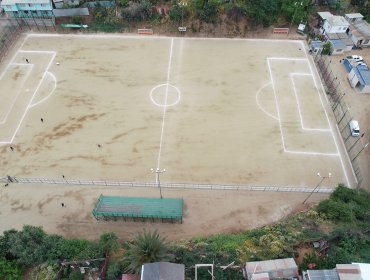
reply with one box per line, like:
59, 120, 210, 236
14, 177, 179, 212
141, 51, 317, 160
0, 185, 369, 279
86, 0, 370, 33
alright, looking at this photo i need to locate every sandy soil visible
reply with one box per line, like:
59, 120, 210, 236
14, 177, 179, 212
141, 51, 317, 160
0, 183, 328, 241
0, 34, 355, 187
327, 50, 370, 191
0, 33, 356, 240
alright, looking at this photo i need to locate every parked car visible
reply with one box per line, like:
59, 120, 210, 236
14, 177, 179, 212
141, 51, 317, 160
346, 55, 364, 62
349, 120, 360, 137
357, 62, 367, 67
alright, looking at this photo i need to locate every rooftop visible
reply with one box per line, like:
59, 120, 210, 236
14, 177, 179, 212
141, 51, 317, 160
245, 258, 298, 274
354, 65, 370, 86
306, 269, 339, 280
345, 13, 364, 19
327, 16, 350, 27
141, 262, 185, 280
351, 20, 370, 38
1, 0, 50, 4
318, 11, 333, 21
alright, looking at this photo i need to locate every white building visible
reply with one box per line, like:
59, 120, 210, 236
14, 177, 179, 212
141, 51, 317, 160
345, 13, 370, 48
318, 12, 350, 35
348, 65, 370, 94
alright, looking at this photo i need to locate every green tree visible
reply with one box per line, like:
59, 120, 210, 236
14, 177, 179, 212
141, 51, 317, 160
169, 2, 187, 23
122, 0, 152, 22
7, 226, 48, 267
246, 0, 280, 27
99, 232, 120, 256
0, 258, 22, 280
192, 0, 221, 23
317, 199, 354, 222
123, 230, 169, 274
321, 41, 332, 55
280, 0, 311, 24
225, 1, 246, 22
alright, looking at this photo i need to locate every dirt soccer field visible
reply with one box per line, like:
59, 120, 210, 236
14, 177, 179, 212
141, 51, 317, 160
0, 33, 357, 239
0, 33, 355, 187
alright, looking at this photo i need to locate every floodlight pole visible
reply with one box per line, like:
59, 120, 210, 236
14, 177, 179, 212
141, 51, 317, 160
151, 168, 166, 199
303, 172, 331, 204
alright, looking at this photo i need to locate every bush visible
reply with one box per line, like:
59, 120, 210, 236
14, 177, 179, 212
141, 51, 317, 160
169, 3, 183, 22
317, 199, 354, 222
192, 0, 221, 23
225, 2, 246, 22
0, 258, 22, 280
121, 0, 152, 22
71, 15, 82, 25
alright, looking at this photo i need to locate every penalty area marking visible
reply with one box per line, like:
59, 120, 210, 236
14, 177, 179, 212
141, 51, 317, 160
255, 81, 279, 121
0, 50, 57, 145
150, 83, 181, 107
267, 56, 340, 157
0, 63, 34, 125
29, 71, 57, 108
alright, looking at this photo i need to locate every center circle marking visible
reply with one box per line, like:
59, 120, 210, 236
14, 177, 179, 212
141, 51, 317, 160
150, 83, 181, 107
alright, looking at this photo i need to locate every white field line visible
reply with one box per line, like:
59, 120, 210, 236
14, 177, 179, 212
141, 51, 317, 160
267, 58, 286, 151
255, 81, 279, 121
26, 33, 305, 44
267, 56, 340, 157
0, 50, 56, 145
0, 64, 34, 124
300, 41, 351, 186
156, 38, 174, 170
290, 73, 330, 132
0, 35, 29, 81
29, 71, 57, 108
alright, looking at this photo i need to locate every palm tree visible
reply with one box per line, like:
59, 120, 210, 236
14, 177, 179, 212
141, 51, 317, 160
123, 229, 169, 274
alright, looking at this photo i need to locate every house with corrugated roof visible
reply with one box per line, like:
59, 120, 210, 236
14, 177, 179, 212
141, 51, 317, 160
317, 11, 353, 54
244, 258, 299, 280
141, 262, 185, 280
345, 13, 370, 48
318, 11, 350, 35
348, 64, 370, 94
303, 263, 370, 280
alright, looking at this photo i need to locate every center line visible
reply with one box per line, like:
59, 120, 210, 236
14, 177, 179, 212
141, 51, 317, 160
156, 38, 174, 170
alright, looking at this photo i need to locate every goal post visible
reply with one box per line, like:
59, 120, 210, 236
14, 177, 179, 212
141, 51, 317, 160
273, 28, 289, 34
137, 28, 154, 35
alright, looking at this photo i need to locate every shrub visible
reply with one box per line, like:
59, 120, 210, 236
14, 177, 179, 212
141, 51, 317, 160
192, 0, 221, 23
0, 258, 22, 280
121, 0, 152, 22
317, 199, 354, 222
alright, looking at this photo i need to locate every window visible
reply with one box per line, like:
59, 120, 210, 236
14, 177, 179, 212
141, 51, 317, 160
6, 5, 13, 8
32, 10, 37, 14
29, 3, 34, 6
343, 27, 347, 30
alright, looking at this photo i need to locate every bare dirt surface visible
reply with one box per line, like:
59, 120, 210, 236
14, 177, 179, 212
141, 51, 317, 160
327, 50, 370, 191
0, 183, 327, 241
0, 32, 357, 240
0, 34, 355, 187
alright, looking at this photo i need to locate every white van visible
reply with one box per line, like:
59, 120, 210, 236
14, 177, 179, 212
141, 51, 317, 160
349, 120, 360, 137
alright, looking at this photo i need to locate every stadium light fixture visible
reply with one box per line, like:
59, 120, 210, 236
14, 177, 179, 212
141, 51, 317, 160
303, 172, 331, 204
151, 167, 166, 199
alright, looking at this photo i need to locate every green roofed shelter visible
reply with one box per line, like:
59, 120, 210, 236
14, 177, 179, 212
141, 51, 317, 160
92, 195, 183, 223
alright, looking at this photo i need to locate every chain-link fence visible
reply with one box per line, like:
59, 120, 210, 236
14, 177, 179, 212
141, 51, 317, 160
313, 53, 366, 187
0, 176, 334, 193
0, 18, 22, 64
